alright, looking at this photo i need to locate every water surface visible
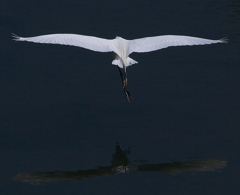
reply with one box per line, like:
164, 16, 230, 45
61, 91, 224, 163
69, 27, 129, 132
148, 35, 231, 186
1, 0, 240, 194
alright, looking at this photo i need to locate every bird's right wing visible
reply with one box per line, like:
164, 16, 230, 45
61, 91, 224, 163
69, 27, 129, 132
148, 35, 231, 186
12, 33, 114, 52
129, 35, 227, 53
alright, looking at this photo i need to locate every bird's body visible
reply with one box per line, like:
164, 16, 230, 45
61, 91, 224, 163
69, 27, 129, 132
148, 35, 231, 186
12, 33, 227, 102
12, 33, 227, 71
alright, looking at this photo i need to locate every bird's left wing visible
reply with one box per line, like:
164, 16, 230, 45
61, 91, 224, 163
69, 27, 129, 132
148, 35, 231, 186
12, 33, 113, 52
128, 35, 227, 53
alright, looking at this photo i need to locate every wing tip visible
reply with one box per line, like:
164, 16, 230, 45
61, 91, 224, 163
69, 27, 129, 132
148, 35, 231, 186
11, 33, 22, 41
220, 37, 228, 43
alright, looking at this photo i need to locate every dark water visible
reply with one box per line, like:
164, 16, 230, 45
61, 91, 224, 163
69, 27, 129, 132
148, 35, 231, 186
1, 0, 240, 194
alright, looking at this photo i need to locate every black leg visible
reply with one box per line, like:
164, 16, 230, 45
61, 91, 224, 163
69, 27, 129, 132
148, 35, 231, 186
124, 88, 132, 103
117, 66, 124, 86
123, 68, 128, 87
117, 67, 132, 103
117, 66, 127, 87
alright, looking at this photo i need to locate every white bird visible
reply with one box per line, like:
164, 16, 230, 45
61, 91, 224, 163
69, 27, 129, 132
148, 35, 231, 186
12, 33, 227, 102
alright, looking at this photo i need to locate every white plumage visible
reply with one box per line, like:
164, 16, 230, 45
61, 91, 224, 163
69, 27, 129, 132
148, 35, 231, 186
12, 33, 227, 70
12, 33, 227, 102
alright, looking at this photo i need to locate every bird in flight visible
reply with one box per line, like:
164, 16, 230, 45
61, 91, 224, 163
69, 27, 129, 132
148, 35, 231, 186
12, 33, 227, 103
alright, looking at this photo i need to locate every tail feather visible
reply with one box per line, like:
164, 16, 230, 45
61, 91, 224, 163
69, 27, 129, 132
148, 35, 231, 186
112, 57, 138, 68
112, 58, 123, 68
127, 57, 138, 66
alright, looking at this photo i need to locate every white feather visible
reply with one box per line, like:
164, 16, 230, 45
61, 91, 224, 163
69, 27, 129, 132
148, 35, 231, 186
12, 33, 227, 69
129, 35, 227, 53
12, 33, 113, 52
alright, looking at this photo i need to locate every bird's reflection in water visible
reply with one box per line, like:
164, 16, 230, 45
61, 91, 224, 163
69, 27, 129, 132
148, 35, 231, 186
13, 143, 227, 184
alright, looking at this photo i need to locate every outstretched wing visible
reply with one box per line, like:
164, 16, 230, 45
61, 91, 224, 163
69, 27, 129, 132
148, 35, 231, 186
12, 33, 113, 52
129, 35, 227, 53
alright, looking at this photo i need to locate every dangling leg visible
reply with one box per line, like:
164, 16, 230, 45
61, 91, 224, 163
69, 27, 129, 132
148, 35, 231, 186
123, 75, 128, 88
123, 66, 128, 87
117, 66, 124, 87
118, 66, 127, 88
124, 88, 132, 103
117, 66, 132, 103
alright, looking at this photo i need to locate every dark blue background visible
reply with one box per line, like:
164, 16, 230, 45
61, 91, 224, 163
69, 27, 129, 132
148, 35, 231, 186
1, 0, 240, 194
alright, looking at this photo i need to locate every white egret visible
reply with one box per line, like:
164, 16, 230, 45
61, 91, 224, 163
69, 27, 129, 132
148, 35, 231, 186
12, 33, 227, 102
